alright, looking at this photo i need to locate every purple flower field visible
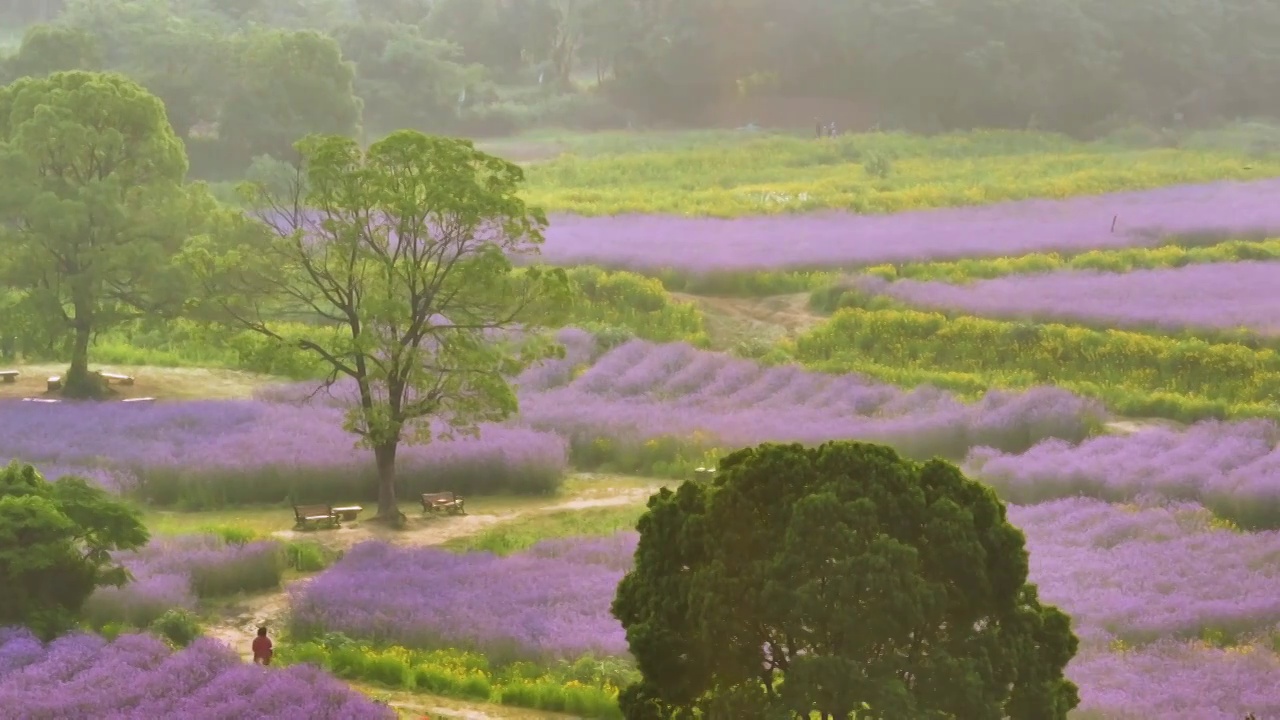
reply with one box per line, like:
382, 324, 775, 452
1070, 641, 1280, 719
289, 498, 1280, 719
0, 330, 1104, 506
861, 261, 1280, 334
288, 535, 634, 662
1010, 499, 1280, 644
0, 400, 568, 503
0, 629, 392, 719
535, 179, 1280, 272
84, 535, 284, 628
966, 419, 1280, 527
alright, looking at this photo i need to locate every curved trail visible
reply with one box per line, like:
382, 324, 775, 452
672, 291, 824, 348
202, 483, 657, 719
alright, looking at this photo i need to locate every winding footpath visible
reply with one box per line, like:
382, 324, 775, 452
202, 485, 656, 719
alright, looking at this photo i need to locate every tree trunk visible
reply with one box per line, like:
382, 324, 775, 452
62, 319, 101, 398
373, 441, 402, 523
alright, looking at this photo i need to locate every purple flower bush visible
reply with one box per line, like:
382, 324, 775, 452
83, 534, 285, 628
1009, 498, 1280, 645
288, 538, 633, 662
860, 261, 1280, 334
0, 629, 393, 719
966, 419, 1280, 527
1069, 641, 1280, 719
535, 179, 1280, 272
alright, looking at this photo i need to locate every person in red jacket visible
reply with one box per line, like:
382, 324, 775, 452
252, 626, 273, 666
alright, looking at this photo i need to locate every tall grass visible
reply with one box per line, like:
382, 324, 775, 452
522, 130, 1280, 216
791, 307, 1280, 422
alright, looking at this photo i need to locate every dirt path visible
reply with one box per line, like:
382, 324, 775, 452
201, 483, 656, 718
673, 292, 824, 349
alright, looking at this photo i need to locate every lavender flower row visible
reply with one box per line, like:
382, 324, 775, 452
516, 338, 1104, 459
83, 534, 285, 628
532, 179, 1280, 272
967, 419, 1280, 527
0, 629, 392, 719
288, 537, 634, 662
858, 261, 1280, 334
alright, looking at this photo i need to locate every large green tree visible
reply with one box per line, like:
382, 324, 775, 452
182, 131, 567, 522
218, 29, 362, 166
0, 461, 149, 639
0, 71, 209, 396
613, 441, 1079, 720
1, 24, 102, 83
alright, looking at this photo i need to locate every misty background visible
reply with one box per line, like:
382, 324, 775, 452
2, 0, 1278, 182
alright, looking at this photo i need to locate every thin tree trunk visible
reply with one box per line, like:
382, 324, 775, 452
373, 441, 401, 522
63, 317, 99, 398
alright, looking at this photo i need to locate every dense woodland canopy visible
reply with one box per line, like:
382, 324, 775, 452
1, 0, 1279, 181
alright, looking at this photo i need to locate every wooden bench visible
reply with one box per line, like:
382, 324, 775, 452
293, 504, 339, 530
421, 492, 465, 515
332, 505, 363, 522
0, 370, 17, 383
99, 372, 135, 386
47, 375, 61, 391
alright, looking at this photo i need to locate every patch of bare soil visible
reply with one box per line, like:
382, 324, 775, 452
352, 684, 578, 719
0, 364, 270, 401
674, 292, 824, 349
1104, 417, 1187, 435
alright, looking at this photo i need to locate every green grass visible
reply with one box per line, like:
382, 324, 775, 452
445, 505, 644, 555
520, 129, 1280, 216
139, 494, 565, 538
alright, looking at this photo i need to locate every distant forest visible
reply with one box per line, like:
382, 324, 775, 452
2, 0, 1277, 175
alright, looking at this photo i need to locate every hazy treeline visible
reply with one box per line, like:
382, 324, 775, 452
1, 0, 1277, 170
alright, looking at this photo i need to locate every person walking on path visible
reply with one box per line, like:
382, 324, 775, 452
252, 626, 273, 666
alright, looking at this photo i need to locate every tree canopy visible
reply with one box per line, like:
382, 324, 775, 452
5, 0, 1276, 150
0, 70, 215, 396
182, 130, 568, 522
613, 441, 1079, 719
0, 461, 149, 639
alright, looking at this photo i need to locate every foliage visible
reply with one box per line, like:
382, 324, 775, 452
218, 30, 363, 168
0, 629, 394, 718
613, 441, 1079, 719
279, 634, 631, 719
561, 266, 708, 345
522, 133, 1280, 217
791, 307, 1280, 423
0, 461, 148, 639
0, 24, 101, 81
0, 70, 218, 396
853, 261, 1280, 338
183, 130, 569, 521
149, 608, 200, 648
283, 540, 339, 573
